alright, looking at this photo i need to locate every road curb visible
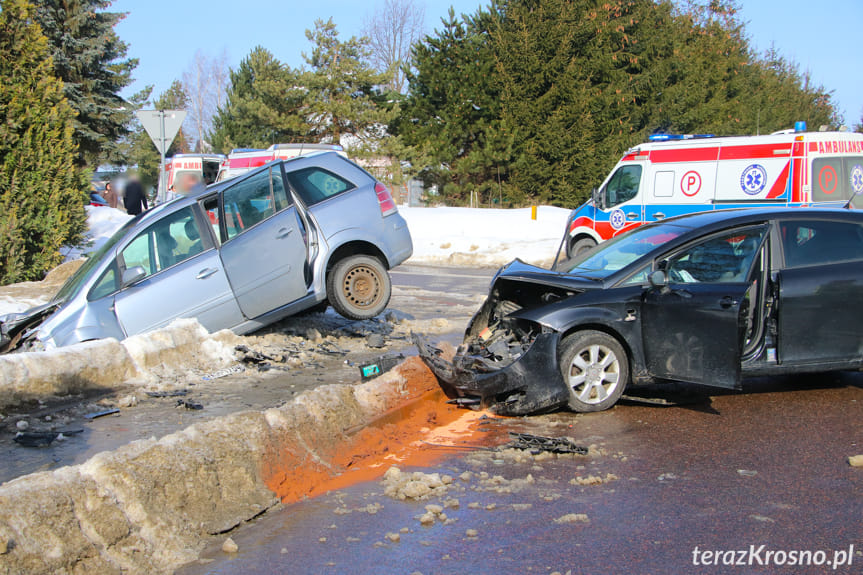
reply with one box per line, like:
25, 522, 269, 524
0, 356, 436, 574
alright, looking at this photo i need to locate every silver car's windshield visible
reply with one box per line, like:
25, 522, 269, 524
561, 223, 690, 278
52, 217, 138, 305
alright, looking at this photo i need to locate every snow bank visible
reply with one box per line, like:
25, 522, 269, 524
400, 205, 570, 267
0, 319, 241, 410
0, 357, 438, 574
62, 206, 132, 262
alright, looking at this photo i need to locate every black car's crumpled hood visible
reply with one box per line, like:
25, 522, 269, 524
413, 259, 595, 416
490, 259, 601, 293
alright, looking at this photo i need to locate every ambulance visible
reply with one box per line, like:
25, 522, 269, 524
215, 143, 348, 182
161, 153, 225, 203
563, 124, 863, 257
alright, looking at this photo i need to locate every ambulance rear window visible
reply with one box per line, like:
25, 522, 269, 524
812, 156, 863, 205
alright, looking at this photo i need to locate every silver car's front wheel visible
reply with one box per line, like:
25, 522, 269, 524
559, 330, 629, 412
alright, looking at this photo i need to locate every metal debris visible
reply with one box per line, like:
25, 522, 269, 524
316, 341, 348, 356
176, 400, 203, 410
503, 432, 588, 455
201, 364, 245, 381
145, 390, 189, 398
84, 408, 120, 420
236, 345, 282, 365
13, 429, 83, 447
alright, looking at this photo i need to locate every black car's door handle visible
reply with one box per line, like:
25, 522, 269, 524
719, 296, 738, 308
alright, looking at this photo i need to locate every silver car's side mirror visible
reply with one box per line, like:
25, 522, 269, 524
648, 269, 667, 288
121, 266, 147, 287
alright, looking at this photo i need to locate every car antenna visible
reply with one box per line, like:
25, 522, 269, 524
551, 218, 570, 271
843, 190, 862, 209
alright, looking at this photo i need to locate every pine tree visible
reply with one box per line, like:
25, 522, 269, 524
394, 8, 511, 205
0, 0, 88, 284
302, 18, 391, 149
490, 0, 672, 206
34, 0, 137, 167
210, 47, 307, 152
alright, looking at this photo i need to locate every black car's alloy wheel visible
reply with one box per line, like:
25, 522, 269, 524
559, 330, 629, 412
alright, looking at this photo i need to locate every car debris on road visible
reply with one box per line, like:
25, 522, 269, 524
13, 429, 83, 447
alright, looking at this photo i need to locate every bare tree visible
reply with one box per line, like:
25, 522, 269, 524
363, 0, 425, 93
182, 48, 230, 152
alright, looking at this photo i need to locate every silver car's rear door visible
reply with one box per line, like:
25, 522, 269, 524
218, 165, 309, 319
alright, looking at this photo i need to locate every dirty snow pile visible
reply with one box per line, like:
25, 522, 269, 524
400, 205, 571, 267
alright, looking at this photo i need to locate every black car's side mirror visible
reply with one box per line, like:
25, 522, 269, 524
121, 266, 147, 287
648, 269, 668, 288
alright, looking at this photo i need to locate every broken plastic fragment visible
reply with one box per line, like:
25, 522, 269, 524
84, 408, 120, 420
503, 432, 588, 455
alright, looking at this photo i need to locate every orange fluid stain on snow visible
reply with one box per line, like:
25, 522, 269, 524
263, 357, 494, 504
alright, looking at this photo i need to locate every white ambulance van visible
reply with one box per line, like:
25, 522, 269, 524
215, 143, 348, 182
161, 153, 225, 203
564, 125, 863, 256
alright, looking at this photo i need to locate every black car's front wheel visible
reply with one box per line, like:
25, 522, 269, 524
559, 330, 629, 412
327, 255, 391, 320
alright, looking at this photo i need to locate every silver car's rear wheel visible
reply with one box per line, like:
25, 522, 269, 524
559, 330, 628, 412
327, 255, 391, 320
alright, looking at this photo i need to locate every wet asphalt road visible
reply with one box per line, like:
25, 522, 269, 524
184, 371, 863, 574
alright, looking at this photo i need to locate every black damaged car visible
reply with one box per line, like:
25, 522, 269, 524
416, 207, 863, 415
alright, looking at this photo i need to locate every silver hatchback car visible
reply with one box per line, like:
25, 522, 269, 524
0, 152, 413, 352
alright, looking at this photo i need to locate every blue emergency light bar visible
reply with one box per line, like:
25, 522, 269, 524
648, 134, 716, 142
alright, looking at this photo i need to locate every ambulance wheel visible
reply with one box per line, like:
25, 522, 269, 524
567, 237, 596, 259
327, 255, 391, 320
559, 330, 628, 413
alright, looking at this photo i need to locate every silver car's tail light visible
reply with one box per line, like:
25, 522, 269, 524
375, 182, 397, 216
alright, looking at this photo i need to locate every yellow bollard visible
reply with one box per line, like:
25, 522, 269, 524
531, 205, 537, 220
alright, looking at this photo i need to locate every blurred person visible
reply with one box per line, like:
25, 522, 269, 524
124, 176, 148, 215
168, 172, 203, 202
102, 181, 120, 209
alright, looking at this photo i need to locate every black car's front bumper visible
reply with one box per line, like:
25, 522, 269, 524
414, 332, 569, 416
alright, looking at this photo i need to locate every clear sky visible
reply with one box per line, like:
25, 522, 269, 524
114, 0, 862, 126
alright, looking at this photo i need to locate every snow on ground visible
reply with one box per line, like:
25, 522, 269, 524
0, 296, 49, 317
61, 205, 133, 262
400, 205, 570, 268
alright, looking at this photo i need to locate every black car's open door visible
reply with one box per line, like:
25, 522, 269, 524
642, 282, 748, 388
640, 225, 768, 389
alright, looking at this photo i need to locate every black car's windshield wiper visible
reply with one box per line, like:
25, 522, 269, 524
564, 272, 604, 281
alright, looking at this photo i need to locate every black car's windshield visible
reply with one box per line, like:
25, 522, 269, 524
52, 217, 138, 305
562, 223, 690, 278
